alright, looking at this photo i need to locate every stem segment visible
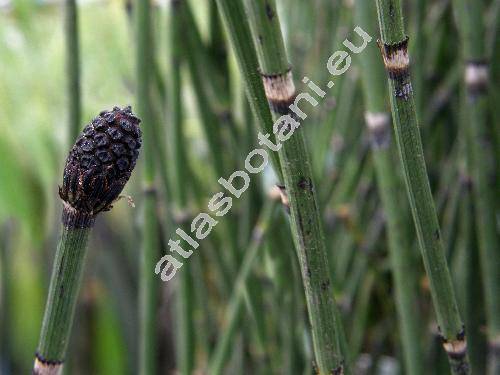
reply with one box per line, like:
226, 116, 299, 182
452, 0, 500, 371
65, 0, 81, 144
135, 0, 160, 373
34, 206, 94, 375
354, 1, 424, 373
231, 0, 347, 372
374, 0, 469, 373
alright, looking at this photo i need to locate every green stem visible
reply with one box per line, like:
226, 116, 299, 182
208, 199, 277, 374
213, 0, 283, 181
374, 0, 469, 373
354, 1, 424, 373
237, 0, 348, 372
34, 208, 93, 374
168, 3, 195, 372
452, 0, 500, 371
135, 0, 160, 373
65, 0, 81, 143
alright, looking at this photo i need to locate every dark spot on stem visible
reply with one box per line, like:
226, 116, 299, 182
434, 229, 440, 240
297, 177, 313, 191
332, 364, 344, 375
389, 2, 394, 18
35, 351, 64, 365
321, 279, 330, 291
265, 2, 274, 20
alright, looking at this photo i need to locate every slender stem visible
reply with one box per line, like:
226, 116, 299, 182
374, 0, 469, 373
452, 0, 500, 371
213, 0, 283, 181
168, 3, 195, 373
135, 0, 159, 373
208, 199, 277, 374
354, 1, 424, 373
229, 0, 348, 372
180, 2, 225, 178
34, 208, 94, 375
65, 0, 81, 143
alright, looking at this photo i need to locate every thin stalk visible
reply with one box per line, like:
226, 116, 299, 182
453, 177, 487, 374
65, 0, 81, 143
374, 0, 469, 373
168, 1, 194, 373
179, 2, 225, 178
213, 0, 283, 181
34, 210, 93, 375
452, 0, 500, 371
208, 199, 277, 374
135, 0, 160, 373
354, 1, 424, 373
240, 0, 348, 372
0, 223, 12, 374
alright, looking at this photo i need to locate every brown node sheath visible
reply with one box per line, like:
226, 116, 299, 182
440, 328, 469, 374
378, 37, 410, 79
378, 37, 413, 101
33, 352, 63, 375
464, 59, 489, 98
260, 68, 297, 115
489, 335, 500, 359
364, 112, 391, 149
276, 184, 290, 213
61, 203, 95, 229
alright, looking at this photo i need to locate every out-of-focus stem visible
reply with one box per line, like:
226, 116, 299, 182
135, 0, 160, 373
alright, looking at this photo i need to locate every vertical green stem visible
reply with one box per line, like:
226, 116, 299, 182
214, 0, 283, 181
135, 0, 159, 373
452, 0, 500, 372
354, 1, 424, 373
65, 0, 81, 143
34, 208, 93, 375
208, 200, 277, 374
168, 2, 195, 373
374, 0, 469, 373
237, 0, 347, 372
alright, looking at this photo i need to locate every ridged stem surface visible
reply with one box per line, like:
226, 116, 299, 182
375, 0, 469, 373
135, 0, 159, 373
241, 0, 348, 372
35, 209, 93, 374
65, 0, 81, 143
452, 0, 500, 372
354, 1, 424, 373
208, 200, 277, 374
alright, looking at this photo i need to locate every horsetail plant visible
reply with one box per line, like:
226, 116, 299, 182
217, 0, 348, 373
353, 1, 424, 373
374, 0, 470, 373
33, 106, 141, 375
452, 0, 500, 372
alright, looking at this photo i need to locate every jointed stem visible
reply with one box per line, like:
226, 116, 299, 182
354, 1, 424, 373
374, 0, 469, 373
452, 0, 500, 371
34, 207, 94, 375
228, 0, 348, 372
